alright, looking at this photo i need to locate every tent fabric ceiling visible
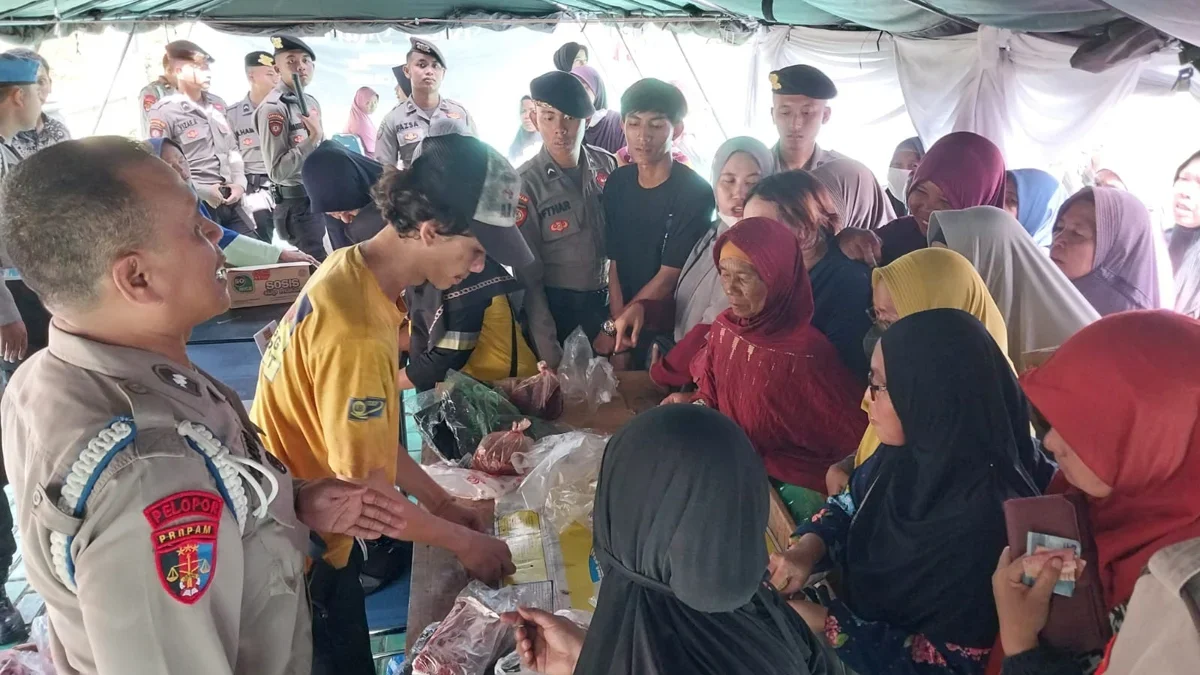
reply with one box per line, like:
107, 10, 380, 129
0, 0, 1188, 47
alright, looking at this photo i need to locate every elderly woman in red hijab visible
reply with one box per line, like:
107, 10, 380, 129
995, 311, 1200, 675
663, 217, 866, 522
838, 131, 1007, 266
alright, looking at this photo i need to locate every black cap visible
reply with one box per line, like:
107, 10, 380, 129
410, 134, 533, 268
271, 36, 315, 62
245, 51, 274, 69
392, 65, 412, 96
165, 40, 213, 64
530, 71, 595, 119
408, 37, 446, 68
769, 64, 837, 99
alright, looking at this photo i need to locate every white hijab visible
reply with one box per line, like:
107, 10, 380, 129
927, 206, 1100, 372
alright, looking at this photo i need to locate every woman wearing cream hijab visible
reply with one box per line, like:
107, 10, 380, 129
926, 206, 1099, 372
849, 248, 1010, 469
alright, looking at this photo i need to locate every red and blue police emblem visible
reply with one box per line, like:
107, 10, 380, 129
144, 491, 223, 605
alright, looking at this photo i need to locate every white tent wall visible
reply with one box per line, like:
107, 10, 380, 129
7, 21, 1199, 224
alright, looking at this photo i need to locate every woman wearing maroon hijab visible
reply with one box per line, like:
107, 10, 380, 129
840, 132, 1007, 266
664, 217, 866, 519
996, 311, 1200, 674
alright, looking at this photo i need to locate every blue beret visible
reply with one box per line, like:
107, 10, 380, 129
0, 55, 39, 85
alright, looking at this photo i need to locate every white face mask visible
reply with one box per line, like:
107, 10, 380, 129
718, 212, 740, 228
887, 167, 912, 202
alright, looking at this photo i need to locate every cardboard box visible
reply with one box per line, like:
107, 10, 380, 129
225, 263, 311, 309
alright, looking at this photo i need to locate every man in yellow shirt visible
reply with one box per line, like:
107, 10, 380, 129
251, 133, 531, 674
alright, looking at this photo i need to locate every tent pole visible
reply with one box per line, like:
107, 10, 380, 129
671, 30, 726, 141
91, 24, 136, 135
614, 25, 643, 78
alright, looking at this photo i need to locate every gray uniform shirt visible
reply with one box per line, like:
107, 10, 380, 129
1, 325, 312, 675
137, 78, 176, 139
228, 95, 268, 176
148, 92, 245, 206
254, 83, 322, 186
375, 96, 473, 169
516, 144, 617, 366
770, 143, 845, 174
0, 141, 24, 325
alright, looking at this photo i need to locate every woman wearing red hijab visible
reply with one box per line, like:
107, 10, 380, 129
995, 310, 1200, 675
664, 217, 866, 520
838, 132, 1007, 266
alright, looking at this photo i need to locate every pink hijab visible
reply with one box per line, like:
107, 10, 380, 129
345, 86, 378, 157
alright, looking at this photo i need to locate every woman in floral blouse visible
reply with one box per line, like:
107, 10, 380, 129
769, 309, 1044, 674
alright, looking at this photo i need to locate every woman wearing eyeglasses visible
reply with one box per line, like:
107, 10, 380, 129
769, 309, 1045, 675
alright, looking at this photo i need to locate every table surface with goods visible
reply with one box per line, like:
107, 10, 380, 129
403, 367, 798, 673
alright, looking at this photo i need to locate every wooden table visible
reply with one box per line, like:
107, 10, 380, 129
404, 371, 798, 649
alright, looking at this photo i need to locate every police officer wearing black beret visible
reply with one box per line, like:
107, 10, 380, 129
769, 63, 850, 173
376, 37, 474, 170
137, 40, 212, 139
254, 36, 332, 260
229, 51, 281, 241
516, 71, 618, 367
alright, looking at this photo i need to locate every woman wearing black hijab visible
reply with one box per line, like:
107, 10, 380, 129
769, 309, 1043, 675
553, 41, 588, 71
302, 140, 388, 245
503, 405, 834, 675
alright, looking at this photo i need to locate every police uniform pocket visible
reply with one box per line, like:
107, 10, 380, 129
180, 122, 212, 148
541, 217, 587, 263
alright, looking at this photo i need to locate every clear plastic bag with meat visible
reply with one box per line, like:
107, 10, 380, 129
473, 420, 533, 476
492, 362, 564, 420
411, 582, 549, 675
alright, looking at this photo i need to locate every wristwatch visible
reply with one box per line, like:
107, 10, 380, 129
601, 319, 617, 337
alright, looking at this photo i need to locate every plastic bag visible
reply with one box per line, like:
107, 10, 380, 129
415, 371, 557, 461
557, 328, 592, 403
585, 357, 618, 411
424, 463, 522, 501
493, 363, 564, 420
499, 431, 608, 535
402, 622, 441, 675
473, 420, 533, 476
411, 581, 548, 675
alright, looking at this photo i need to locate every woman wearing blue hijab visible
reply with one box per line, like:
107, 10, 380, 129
1004, 168, 1068, 246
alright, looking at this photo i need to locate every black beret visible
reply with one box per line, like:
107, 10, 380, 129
769, 64, 837, 99
409, 37, 446, 68
245, 51, 274, 69
165, 40, 213, 64
392, 65, 412, 96
531, 71, 595, 119
271, 36, 316, 62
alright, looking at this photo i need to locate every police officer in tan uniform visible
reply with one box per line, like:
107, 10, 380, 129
147, 45, 254, 236
229, 51, 280, 242
517, 71, 617, 367
0, 136, 413, 675
375, 37, 473, 169
137, 41, 207, 139
255, 36, 329, 260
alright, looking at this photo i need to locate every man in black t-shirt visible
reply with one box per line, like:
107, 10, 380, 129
599, 78, 715, 369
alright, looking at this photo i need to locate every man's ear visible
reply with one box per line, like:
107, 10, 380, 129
111, 253, 159, 305
822, 105, 832, 125
418, 220, 439, 246
672, 120, 686, 142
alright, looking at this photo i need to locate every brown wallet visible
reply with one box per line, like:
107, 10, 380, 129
1003, 493, 1112, 653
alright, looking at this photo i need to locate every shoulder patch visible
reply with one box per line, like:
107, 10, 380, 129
518, 193, 529, 205
144, 491, 222, 605
148, 118, 167, 139
516, 205, 528, 227
267, 111, 285, 137
347, 397, 386, 422
143, 93, 157, 112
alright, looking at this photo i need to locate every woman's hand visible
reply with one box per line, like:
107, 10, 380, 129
500, 607, 586, 675
660, 392, 695, 406
992, 546, 1060, 656
836, 229, 883, 267
278, 248, 319, 266
768, 547, 816, 596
